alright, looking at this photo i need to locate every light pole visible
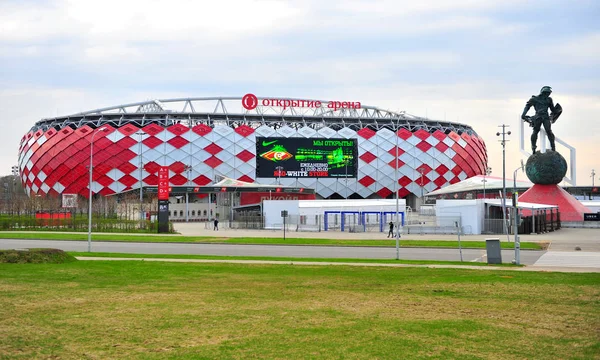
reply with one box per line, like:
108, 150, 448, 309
394, 119, 400, 260
496, 125, 511, 242
482, 166, 491, 199
417, 166, 426, 200
135, 131, 145, 223
185, 164, 191, 222
88, 127, 107, 252
275, 166, 284, 185
513, 159, 525, 265
591, 169, 597, 200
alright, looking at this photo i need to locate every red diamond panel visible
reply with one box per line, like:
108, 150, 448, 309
435, 164, 450, 175
169, 162, 186, 173
118, 174, 138, 187
448, 131, 461, 144
143, 136, 163, 149
238, 175, 254, 183
416, 141, 432, 152
397, 128, 412, 140
167, 123, 189, 136
387, 158, 405, 169
192, 124, 212, 136
118, 162, 137, 174
142, 124, 164, 136
397, 188, 410, 198
205, 156, 223, 168
450, 176, 461, 184
357, 128, 376, 139
98, 188, 116, 196
416, 176, 431, 186
359, 151, 377, 164
416, 164, 432, 174
451, 166, 462, 176
144, 162, 161, 174
204, 143, 223, 155
414, 129, 430, 141
144, 174, 159, 185
96, 175, 114, 187
170, 174, 187, 185
434, 176, 447, 188
358, 176, 375, 187
432, 130, 447, 141
118, 124, 140, 137
167, 136, 189, 149
235, 125, 254, 137
193, 175, 212, 185
387, 146, 404, 157
398, 176, 412, 187
236, 150, 254, 162
377, 187, 392, 198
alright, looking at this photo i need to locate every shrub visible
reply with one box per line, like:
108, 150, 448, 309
0, 248, 77, 264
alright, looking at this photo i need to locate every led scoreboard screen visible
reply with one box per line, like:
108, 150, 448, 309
256, 137, 357, 178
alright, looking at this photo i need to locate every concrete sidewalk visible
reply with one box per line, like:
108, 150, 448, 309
173, 223, 600, 249
75, 256, 600, 273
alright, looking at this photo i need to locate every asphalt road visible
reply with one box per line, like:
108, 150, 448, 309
0, 239, 545, 264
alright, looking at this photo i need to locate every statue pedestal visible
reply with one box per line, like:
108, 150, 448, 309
519, 184, 591, 222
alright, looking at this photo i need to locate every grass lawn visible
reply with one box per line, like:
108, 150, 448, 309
0, 232, 544, 250
1, 261, 598, 359
69, 251, 522, 267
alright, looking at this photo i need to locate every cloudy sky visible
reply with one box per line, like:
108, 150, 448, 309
1, 0, 599, 185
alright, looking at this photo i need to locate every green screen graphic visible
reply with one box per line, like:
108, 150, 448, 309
256, 137, 357, 178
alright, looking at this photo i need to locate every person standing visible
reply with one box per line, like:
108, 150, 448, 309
213, 218, 219, 231
387, 221, 394, 238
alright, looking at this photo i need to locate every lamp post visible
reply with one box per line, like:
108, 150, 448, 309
417, 166, 426, 200
513, 159, 525, 265
591, 169, 596, 200
135, 131, 145, 223
394, 119, 400, 260
184, 165, 192, 222
275, 166, 284, 185
482, 166, 491, 199
88, 127, 107, 252
496, 125, 511, 242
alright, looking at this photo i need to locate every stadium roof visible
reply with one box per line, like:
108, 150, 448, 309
30, 96, 480, 136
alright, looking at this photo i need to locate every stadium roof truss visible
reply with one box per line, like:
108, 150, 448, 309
32, 97, 479, 136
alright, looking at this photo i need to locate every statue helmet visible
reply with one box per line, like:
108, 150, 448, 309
540, 86, 552, 94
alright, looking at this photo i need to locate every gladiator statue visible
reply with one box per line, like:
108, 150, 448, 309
521, 86, 562, 153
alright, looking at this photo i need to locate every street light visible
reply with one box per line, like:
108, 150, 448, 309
394, 119, 401, 260
591, 169, 597, 200
496, 125, 511, 242
275, 166, 284, 185
135, 131, 146, 223
512, 159, 525, 265
417, 166, 426, 199
184, 164, 192, 222
513, 159, 525, 193
482, 166, 492, 199
88, 127, 107, 252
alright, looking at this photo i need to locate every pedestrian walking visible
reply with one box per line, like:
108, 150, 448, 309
387, 221, 394, 238
213, 218, 219, 231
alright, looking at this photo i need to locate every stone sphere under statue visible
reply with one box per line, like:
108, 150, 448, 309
525, 151, 567, 185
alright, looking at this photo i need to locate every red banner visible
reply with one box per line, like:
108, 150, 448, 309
158, 166, 170, 200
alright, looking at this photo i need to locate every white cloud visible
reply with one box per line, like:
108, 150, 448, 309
541, 32, 600, 65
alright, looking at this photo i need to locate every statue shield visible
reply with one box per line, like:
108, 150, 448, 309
551, 103, 563, 123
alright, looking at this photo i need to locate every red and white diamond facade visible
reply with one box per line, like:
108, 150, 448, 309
18, 97, 488, 199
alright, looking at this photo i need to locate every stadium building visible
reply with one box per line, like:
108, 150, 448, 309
18, 95, 488, 210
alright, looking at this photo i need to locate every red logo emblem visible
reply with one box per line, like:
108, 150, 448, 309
242, 93, 258, 110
